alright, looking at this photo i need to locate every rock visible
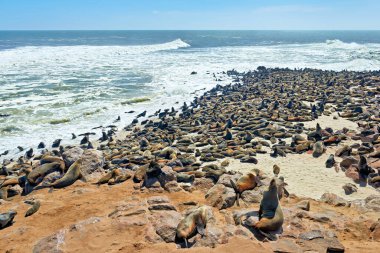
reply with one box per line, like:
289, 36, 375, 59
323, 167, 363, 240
370, 219, 380, 241
8, 185, 22, 197
296, 200, 310, 211
365, 195, 380, 212
344, 166, 360, 182
205, 184, 236, 210
148, 204, 177, 211
298, 230, 324, 240
320, 193, 349, 207
192, 224, 226, 248
157, 166, 176, 186
192, 178, 215, 192
296, 237, 345, 253
342, 183, 358, 195
164, 181, 182, 192
340, 156, 358, 170
79, 150, 105, 180
217, 173, 241, 188
62, 147, 84, 168
151, 211, 182, 243
240, 189, 263, 203
270, 239, 303, 253
147, 196, 170, 205
144, 225, 164, 244
32, 230, 66, 253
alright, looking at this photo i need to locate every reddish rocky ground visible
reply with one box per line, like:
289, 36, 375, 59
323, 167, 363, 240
1, 178, 379, 253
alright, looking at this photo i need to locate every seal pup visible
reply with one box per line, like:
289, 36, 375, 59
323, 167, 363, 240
230, 172, 261, 206
25, 200, 40, 217
325, 154, 335, 168
176, 205, 210, 248
273, 165, 280, 177
254, 178, 284, 239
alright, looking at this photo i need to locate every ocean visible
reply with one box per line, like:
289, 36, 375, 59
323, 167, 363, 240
1, 30, 380, 159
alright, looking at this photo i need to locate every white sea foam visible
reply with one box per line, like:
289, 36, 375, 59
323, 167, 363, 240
0, 39, 379, 159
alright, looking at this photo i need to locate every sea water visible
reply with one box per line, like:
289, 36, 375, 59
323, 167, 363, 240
0, 30, 380, 159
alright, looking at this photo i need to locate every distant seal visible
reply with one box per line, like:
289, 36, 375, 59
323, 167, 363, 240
47, 159, 82, 188
176, 205, 210, 248
230, 172, 261, 206
273, 165, 280, 176
0, 210, 17, 229
254, 178, 284, 235
325, 154, 335, 168
312, 141, 325, 158
25, 200, 41, 217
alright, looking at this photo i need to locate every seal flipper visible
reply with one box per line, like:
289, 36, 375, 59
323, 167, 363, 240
196, 216, 206, 237
283, 187, 290, 197
257, 229, 277, 241
184, 238, 188, 248
230, 179, 240, 206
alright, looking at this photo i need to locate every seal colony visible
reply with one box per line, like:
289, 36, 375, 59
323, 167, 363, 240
1, 67, 380, 252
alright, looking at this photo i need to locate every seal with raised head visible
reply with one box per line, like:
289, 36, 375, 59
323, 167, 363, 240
47, 159, 82, 188
254, 178, 284, 236
230, 172, 261, 206
176, 205, 210, 248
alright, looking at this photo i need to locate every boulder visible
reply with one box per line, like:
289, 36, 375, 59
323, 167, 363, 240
320, 193, 349, 207
345, 166, 360, 182
296, 200, 310, 211
240, 190, 263, 204
79, 150, 105, 181
205, 184, 236, 210
342, 183, 358, 195
32, 230, 66, 253
62, 147, 84, 168
150, 211, 182, 243
192, 178, 215, 192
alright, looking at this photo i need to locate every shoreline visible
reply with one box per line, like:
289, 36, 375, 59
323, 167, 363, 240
1, 67, 380, 252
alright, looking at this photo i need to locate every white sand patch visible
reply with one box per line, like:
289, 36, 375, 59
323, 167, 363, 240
224, 115, 377, 201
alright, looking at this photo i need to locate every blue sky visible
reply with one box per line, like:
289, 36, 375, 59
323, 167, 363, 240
0, 0, 379, 30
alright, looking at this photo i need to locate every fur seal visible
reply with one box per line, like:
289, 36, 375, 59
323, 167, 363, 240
230, 172, 261, 206
176, 206, 210, 248
254, 178, 284, 235
25, 200, 40, 217
325, 154, 335, 168
47, 159, 82, 188
27, 162, 62, 185
273, 165, 280, 176
0, 210, 17, 229
312, 141, 325, 158
40, 155, 65, 171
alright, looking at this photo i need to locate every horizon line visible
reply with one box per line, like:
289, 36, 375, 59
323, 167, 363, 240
1, 29, 380, 32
